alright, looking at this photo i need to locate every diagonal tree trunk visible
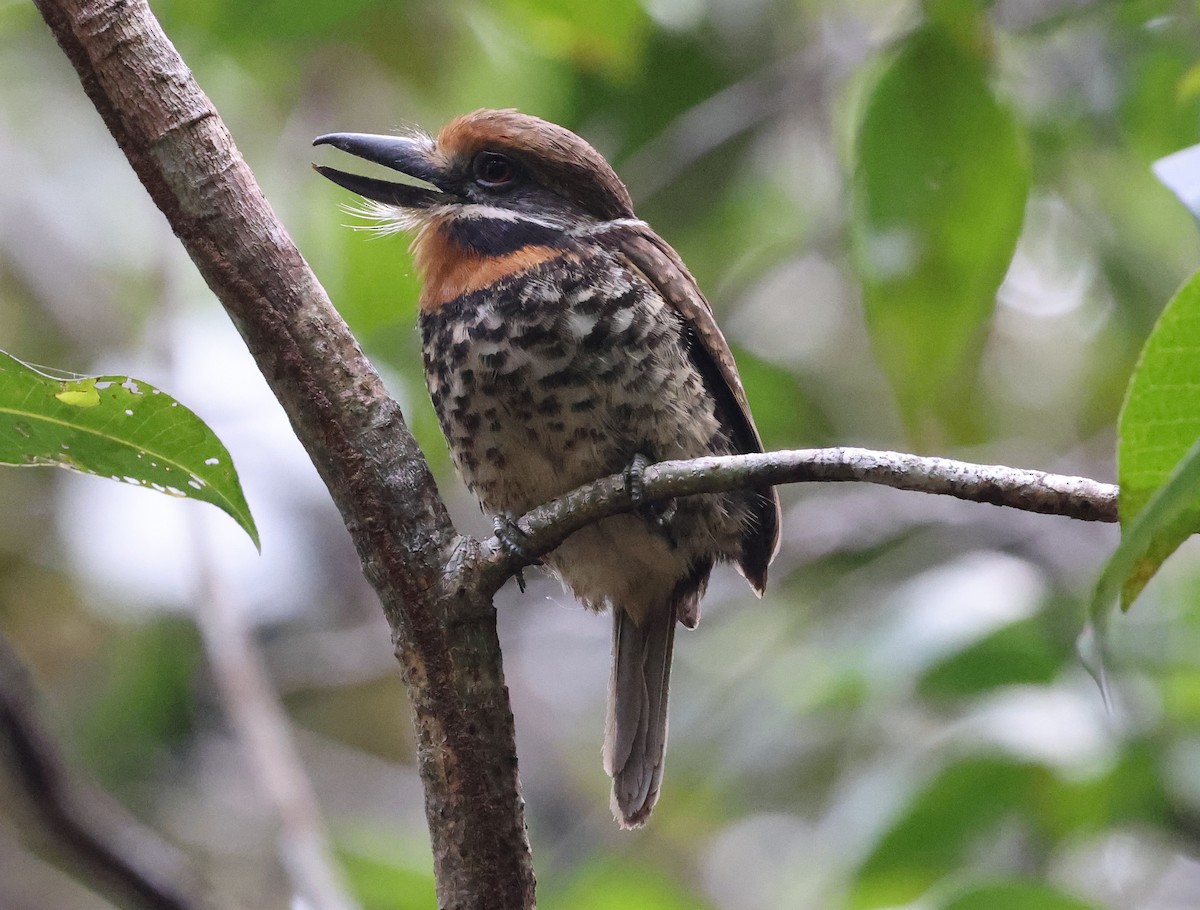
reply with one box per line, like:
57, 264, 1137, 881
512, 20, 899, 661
32, 0, 537, 907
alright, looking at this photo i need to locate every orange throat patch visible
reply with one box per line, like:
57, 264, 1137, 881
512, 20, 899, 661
412, 219, 567, 312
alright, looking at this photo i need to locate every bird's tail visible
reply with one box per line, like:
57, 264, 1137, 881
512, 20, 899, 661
602, 601, 678, 828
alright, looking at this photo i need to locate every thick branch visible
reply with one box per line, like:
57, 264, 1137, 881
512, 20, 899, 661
34, 1, 534, 906
476, 448, 1118, 593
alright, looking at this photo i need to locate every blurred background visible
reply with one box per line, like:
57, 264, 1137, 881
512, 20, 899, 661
3, 0, 1200, 907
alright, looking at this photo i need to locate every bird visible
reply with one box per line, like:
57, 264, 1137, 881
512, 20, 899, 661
313, 109, 780, 827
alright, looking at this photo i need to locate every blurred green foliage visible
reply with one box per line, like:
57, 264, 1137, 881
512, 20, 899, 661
544, 857, 709, 910
76, 618, 201, 790
853, 757, 1037, 907
852, 12, 1029, 442
5, 0, 1200, 908
918, 615, 1072, 698
338, 845, 438, 910
936, 881, 1099, 910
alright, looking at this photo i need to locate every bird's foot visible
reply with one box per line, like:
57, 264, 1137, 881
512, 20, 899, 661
493, 512, 541, 593
624, 453, 678, 546
624, 453, 651, 508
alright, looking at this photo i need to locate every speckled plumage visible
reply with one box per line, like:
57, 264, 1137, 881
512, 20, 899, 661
315, 109, 780, 827
421, 245, 753, 614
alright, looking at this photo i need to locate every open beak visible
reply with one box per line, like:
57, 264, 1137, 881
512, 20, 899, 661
312, 133, 446, 209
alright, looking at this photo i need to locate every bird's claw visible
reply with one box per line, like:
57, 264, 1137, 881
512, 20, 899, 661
494, 513, 540, 593
624, 453, 651, 508
624, 453, 678, 546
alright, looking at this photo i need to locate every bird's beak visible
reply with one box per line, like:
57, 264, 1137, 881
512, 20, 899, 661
312, 133, 446, 209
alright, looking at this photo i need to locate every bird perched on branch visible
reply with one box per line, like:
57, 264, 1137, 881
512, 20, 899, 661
314, 109, 780, 827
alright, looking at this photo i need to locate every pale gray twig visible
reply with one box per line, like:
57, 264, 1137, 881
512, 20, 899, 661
476, 447, 1117, 593
191, 523, 360, 910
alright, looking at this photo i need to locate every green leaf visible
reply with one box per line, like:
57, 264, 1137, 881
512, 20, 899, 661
918, 616, 1069, 699
491, 0, 651, 81
1095, 434, 1200, 615
851, 758, 1035, 909
0, 351, 259, 549
1040, 740, 1169, 835
936, 881, 1099, 910
1104, 271, 1200, 609
851, 19, 1029, 439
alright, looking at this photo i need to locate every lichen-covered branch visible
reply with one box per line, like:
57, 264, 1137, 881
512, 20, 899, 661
33, 1, 534, 907
476, 447, 1118, 593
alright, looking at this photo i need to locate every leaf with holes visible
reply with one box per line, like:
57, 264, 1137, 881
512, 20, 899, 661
0, 350, 259, 549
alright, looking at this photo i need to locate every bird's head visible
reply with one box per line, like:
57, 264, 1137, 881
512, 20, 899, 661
314, 108, 635, 233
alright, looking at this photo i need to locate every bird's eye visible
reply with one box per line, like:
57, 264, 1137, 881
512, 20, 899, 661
472, 151, 517, 188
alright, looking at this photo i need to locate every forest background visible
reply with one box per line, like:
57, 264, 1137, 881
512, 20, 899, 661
3, 0, 1200, 908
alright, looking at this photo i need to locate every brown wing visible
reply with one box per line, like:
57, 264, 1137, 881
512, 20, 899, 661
609, 221, 781, 594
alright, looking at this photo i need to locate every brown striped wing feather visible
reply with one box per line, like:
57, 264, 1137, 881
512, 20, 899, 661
609, 222, 782, 593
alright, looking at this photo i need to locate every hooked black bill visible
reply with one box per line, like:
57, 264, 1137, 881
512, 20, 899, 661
312, 132, 446, 208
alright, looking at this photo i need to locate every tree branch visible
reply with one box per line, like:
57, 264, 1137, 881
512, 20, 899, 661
0, 634, 203, 910
475, 448, 1118, 593
33, 0, 534, 907
189, 522, 360, 910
